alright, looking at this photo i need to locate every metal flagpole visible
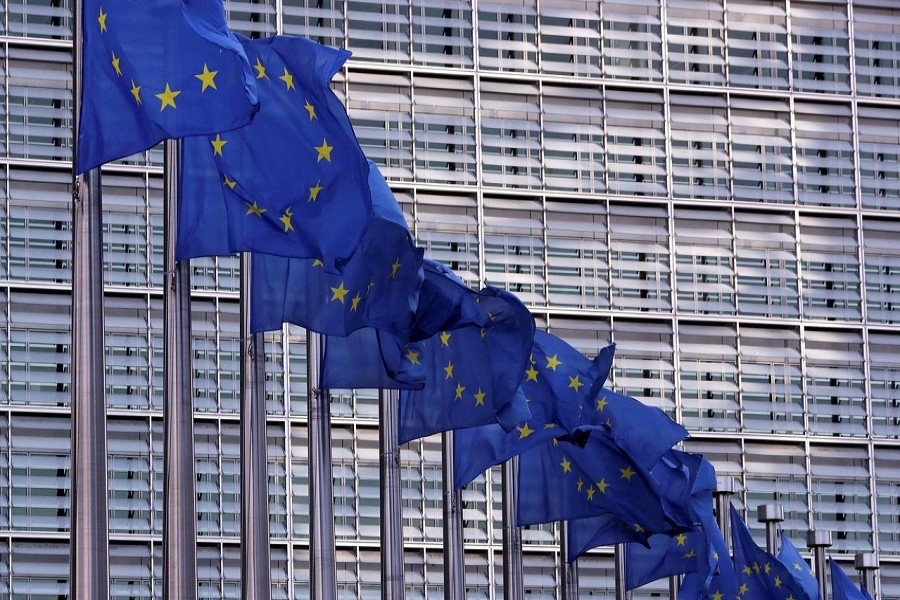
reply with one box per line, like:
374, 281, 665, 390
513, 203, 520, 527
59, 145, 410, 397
559, 521, 579, 600
855, 552, 878, 598
241, 253, 272, 600
501, 456, 524, 600
441, 432, 465, 598
162, 138, 198, 599
70, 0, 109, 588
307, 331, 337, 598
807, 530, 832, 600
713, 476, 735, 544
614, 543, 627, 600
380, 389, 405, 599
757, 503, 784, 554
668, 575, 679, 599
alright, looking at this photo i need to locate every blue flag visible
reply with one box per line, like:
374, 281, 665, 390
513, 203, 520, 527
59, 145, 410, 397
77, 0, 258, 173
730, 505, 813, 600
830, 559, 872, 600
321, 260, 500, 390
397, 285, 535, 443
178, 34, 372, 272
777, 532, 820, 600
250, 162, 423, 337
517, 429, 678, 533
588, 386, 688, 470
566, 513, 644, 561
452, 331, 616, 488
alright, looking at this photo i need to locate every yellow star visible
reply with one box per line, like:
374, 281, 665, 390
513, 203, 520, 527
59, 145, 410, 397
254, 57, 268, 79
576, 478, 584, 493
786, 595, 796, 600
474, 388, 486, 406
764, 563, 771, 575
543, 422, 557, 429
330, 282, 349, 304
111, 52, 122, 76
480, 328, 487, 339
634, 523, 645, 533
304, 99, 316, 119
245, 201, 266, 217
308, 180, 323, 202
675, 533, 686, 547
210, 134, 227, 156
596, 397, 608, 411
752, 562, 760, 574
367, 277, 376, 295
314, 138, 333, 162
155, 83, 181, 111
568, 375, 583, 392
524, 365, 539, 382
195, 63, 218, 91
793, 563, 803, 572
312, 259, 324, 268
620, 465, 635, 481
517, 423, 534, 439
586, 486, 595, 501
738, 583, 749, 596
443, 360, 454, 380
350, 292, 362, 312
773, 576, 782, 589
98, 7, 108, 31
683, 550, 696, 558
560, 458, 572, 473
406, 347, 421, 365
742, 566, 752, 576
596, 479, 608, 493
279, 207, 294, 232
223, 175, 237, 189
279, 67, 295, 90
711, 592, 723, 600
390, 257, 401, 279
129, 80, 141, 104
546, 354, 562, 371
439, 331, 451, 347
454, 382, 465, 400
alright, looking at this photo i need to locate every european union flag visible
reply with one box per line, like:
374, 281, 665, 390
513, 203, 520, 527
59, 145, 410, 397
566, 513, 644, 561
250, 162, 423, 337
320, 260, 495, 391
517, 429, 676, 533
178, 34, 372, 272
730, 505, 813, 600
830, 559, 872, 600
397, 285, 535, 443
452, 331, 616, 488
77, 0, 258, 173
777, 532, 820, 600
587, 386, 688, 470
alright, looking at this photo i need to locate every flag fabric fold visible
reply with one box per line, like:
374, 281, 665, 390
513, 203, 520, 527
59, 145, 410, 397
777, 531, 821, 600
250, 161, 423, 337
178, 34, 372, 272
830, 558, 872, 600
452, 331, 616, 488
730, 505, 813, 600
77, 0, 258, 173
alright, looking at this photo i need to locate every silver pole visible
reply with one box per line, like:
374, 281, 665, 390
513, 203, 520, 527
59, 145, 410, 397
70, 0, 110, 596
807, 530, 832, 600
307, 331, 337, 599
162, 139, 198, 600
669, 575, 679, 599
757, 503, 784, 554
502, 456, 524, 600
559, 522, 579, 600
714, 476, 736, 544
855, 552, 878, 598
379, 389, 405, 599
441, 432, 465, 598
614, 543, 627, 600
241, 253, 272, 600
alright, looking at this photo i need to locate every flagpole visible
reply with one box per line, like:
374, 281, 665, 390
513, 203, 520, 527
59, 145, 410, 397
501, 456, 524, 600
162, 138, 198, 599
614, 543, 627, 600
441, 432, 465, 598
380, 389, 405, 598
559, 522, 579, 600
668, 575, 678, 599
713, 477, 735, 544
241, 254, 272, 600
307, 331, 337, 598
854, 552, 878, 597
70, 0, 110, 596
757, 503, 784, 554
807, 529, 832, 600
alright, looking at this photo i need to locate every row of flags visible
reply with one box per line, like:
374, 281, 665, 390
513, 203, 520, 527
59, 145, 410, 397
77, 2, 879, 599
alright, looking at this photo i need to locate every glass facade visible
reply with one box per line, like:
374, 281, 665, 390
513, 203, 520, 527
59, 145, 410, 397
0, 0, 899, 598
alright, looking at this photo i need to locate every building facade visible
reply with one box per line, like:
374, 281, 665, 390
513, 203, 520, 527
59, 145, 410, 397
0, 0, 899, 597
